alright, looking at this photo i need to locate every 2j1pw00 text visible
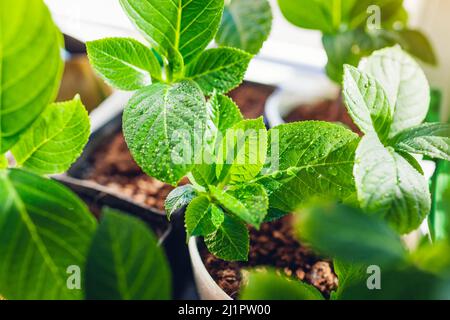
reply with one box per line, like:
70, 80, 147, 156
178, 304, 271, 317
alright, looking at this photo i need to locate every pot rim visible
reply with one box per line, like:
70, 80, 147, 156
188, 237, 233, 300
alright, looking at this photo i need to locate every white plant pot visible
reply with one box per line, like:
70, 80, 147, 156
265, 72, 340, 128
188, 238, 232, 300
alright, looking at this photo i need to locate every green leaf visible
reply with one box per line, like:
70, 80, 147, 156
343, 65, 393, 141
185, 48, 252, 95
240, 269, 324, 300
216, 0, 272, 54
296, 202, 406, 266
412, 241, 450, 277
216, 118, 267, 185
0, 169, 97, 300
0, 154, 6, 169
429, 161, 450, 242
210, 184, 268, 228
360, 46, 431, 138
389, 123, 450, 161
331, 260, 366, 300
208, 93, 243, 136
204, 213, 249, 261
191, 94, 243, 187
1, 0, 64, 153
339, 267, 450, 300
85, 208, 171, 300
260, 121, 359, 212
123, 81, 207, 186
119, 0, 224, 66
86, 37, 162, 91
185, 196, 224, 237
11, 97, 90, 175
165, 185, 197, 220
354, 134, 431, 234
382, 29, 437, 65
277, 0, 338, 34
396, 151, 424, 176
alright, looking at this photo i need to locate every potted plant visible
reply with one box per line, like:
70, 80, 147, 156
187, 46, 449, 299
265, 0, 437, 128
0, 0, 172, 300
59, 0, 274, 219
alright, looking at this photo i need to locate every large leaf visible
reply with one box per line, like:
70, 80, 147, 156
389, 123, 450, 161
85, 208, 171, 300
260, 121, 359, 212
429, 161, 450, 242
354, 134, 431, 234
185, 196, 224, 237
210, 184, 268, 228
216, 118, 267, 185
204, 213, 249, 261
360, 46, 430, 137
296, 202, 406, 266
216, 0, 272, 54
343, 65, 393, 141
339, 267, 450, 300
86, 37, 162, 91
165, 184, 197, 220
185, 48, 252, 95
0, 169, 96, 300
0, 0, 64, 153
11, 97, 90, 175
119, 0, 224, 66
240, 269, 324, 300
123, 81, 207, 186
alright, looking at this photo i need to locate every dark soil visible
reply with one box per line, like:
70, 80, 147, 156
284, 97, 361, 134
87, 133, 176, 211
201, 215, 338, 299
229, 82, 275, 119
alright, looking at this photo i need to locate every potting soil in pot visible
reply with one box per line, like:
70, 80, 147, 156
284, 97, 361, 134
201, 215, 338, 300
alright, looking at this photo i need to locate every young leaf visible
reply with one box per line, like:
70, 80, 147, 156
332, 260, 367, 300
185, 48, 252, 95
11, 97, 90, 175
216, 118, 267, 185
210, 184, 268, 228
429, 161, 450, 242
191, 94, 243, 187
354, 134, 431, 234
261, 121, 359, 212
296, 202, 406, 266
165, 185, 197, 220
86, 37, 162, 91
240, 269, 324, 300
343, 65, 393, 141
204, 213, 249, 261
389, 123, 450, 161
0, 169, 97, 300
360, 46, 431, 137
85, 208, 171, 300
119, 0, 224, 65
185, 196, 224, 237
208, 93, 243, 135
0, 0, 63, 153
123, 81, 207, 186
216, 0, 273, 54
